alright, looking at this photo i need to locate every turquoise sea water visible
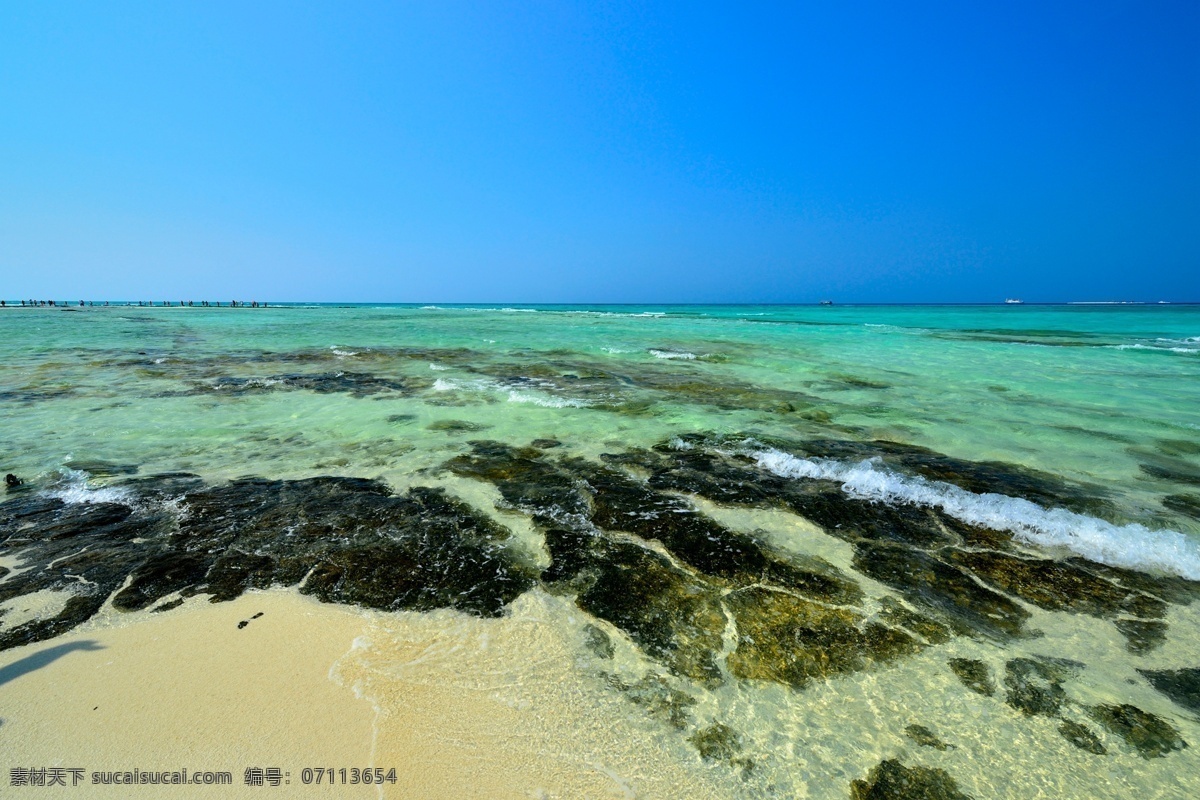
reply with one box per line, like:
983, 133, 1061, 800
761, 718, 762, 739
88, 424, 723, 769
3, 303, 1198, 535
3, 302, 1200, 798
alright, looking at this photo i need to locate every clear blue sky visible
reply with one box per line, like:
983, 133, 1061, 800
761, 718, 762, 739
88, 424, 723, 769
2, 1, 1197, 303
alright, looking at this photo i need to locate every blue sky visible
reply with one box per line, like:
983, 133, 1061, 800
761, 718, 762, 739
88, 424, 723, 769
1, 1, 1197, 302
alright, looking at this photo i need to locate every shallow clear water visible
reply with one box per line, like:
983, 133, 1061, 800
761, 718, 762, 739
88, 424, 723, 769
2, 302, 1199, 798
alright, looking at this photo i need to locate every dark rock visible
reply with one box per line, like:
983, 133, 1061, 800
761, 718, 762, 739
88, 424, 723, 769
37, 503, 134, 542
0, 593, 109, 652
0, 472, 539, 651
850, 759, 972, 800
150, 598, 184, 613
1058, 720, 1106, 755
577, 461, 862, 603
1114, 619, 1168, 655
445, 441, 591, 523
1088, 704, 1187, 758
905, 724, 952, 750
782, 484, 960, 550
531, 439, 562, 449
1137, 667, 1200, 714
112, 551, 211, 611
118, 472, 205, 501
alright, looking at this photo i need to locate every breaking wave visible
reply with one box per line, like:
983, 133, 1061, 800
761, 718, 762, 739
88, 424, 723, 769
752, 448, 1200, 580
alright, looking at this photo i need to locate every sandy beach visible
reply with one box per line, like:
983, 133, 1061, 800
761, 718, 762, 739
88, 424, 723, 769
0, 588, 738, 799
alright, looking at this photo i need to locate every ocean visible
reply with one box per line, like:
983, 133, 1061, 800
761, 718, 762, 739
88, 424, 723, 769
1, 302, 1198, 798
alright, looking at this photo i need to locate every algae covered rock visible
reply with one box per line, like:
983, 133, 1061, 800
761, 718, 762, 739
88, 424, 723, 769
689, 723, 754, 771
1058, 720, 1106, 755
1137, 667, 1200, 714
1088, 703, 1187, 759
0, 471, 539, 651
947, 659, 995, 697
850, 759, 972, 800
905, 724, 952, 750
543, 528, 728, 686
854, 544, 1029, 640
1003, 657, 1081, 717
726, 586, 919, 688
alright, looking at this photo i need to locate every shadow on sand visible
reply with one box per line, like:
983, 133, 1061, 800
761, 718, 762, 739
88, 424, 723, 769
0, 640, 105, 689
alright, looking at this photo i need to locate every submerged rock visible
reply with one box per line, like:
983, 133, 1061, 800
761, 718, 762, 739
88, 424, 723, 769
689, 723, 753, 771
62, 459, 139, 477
948, 658, 995, 696
194, 372, 410, 398
947, 550, 1158, 619
1137, 667, 1200, 715
427, 419, 490, 432
726, 586, 919, 688
854, 544, 1029, 640
543, 528, 727, 686
1113, 618, 1168, 655
1088, 704, 1187, 759
878, 597, 952, 644
1058, 720, 1106, 755
610, 673, 696, 730
905, 724, 952, 750
850, 759, 972, 800
1003, 657, 1081, 717
449, 441, 900, 689
1164, 493, 1200, 522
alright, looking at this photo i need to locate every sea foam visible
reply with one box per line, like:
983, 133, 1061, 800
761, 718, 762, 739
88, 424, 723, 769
46, 469, 135, 506
649, 349, 698, 360
752, 448, 1200, 580
507, 391, 589, 408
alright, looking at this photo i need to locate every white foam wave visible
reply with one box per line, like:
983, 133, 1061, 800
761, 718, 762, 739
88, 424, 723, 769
649, 349, 698, 360
429, 363, 449, 371
432, 378, 459, 391
46, 469, 134, 506
330, 348, 358, 357
602, 347, 632, 354
1108, 343, 1197, 354
507, 391, 590, 408
752, 448, 1200, 580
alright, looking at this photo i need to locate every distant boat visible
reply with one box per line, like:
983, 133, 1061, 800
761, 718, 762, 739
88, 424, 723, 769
819, 300, 834, 306
1004, 298, 1024, 304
